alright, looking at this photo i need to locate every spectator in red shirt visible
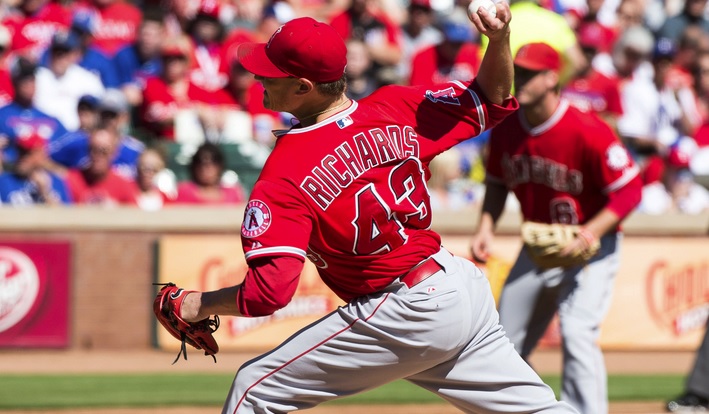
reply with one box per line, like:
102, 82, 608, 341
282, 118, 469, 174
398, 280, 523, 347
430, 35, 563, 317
563, 23, 624, 130
207, 58, 286, 145
565, 0, 616, 53
139, 37, 215, 141
71, 0, 142, 57
170, 142, 246, 205
408, 10, 480, 86
186, 0, 228, 92
3, 0, 71, 61
65, 126, 137, 205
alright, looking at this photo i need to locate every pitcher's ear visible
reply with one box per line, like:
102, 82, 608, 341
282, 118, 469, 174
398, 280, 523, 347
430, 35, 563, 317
295, 78, 315, 94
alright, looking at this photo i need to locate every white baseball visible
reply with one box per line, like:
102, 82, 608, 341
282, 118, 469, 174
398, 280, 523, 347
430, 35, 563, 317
467, 0, 497, 20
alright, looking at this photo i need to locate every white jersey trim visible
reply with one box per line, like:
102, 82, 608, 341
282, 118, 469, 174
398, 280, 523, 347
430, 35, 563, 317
520, 99, 570, 136
273, 101, 359, 137
244, 246, 307, 260
603, 165, 640, 194
451, 80, 486, 133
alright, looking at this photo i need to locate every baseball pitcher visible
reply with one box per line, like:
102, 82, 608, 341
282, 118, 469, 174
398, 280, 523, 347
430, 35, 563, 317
154, 13, 581, 414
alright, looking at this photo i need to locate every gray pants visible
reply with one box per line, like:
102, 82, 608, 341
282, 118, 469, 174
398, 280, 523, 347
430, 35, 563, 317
223, 248, 577, 413
688, 318, 709, 398
498, 233, 622, 414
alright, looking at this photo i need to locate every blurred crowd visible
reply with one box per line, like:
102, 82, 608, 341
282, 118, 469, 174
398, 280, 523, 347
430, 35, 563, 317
0, 0, 707, 212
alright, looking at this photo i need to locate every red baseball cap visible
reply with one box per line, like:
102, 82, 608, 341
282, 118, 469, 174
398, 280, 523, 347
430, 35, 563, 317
197, 0, 220, 19
576, 23, 613, 52
236, 17, 347, 83
16, 133, 46, 152
514, 42, 561, 72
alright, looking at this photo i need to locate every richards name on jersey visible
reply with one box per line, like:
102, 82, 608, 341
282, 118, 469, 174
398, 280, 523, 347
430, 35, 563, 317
299, 124, 422, 210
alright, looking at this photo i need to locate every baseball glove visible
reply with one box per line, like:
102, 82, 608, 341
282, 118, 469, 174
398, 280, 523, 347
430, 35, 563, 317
520, 222, 600, 270
153, 283, 220, 364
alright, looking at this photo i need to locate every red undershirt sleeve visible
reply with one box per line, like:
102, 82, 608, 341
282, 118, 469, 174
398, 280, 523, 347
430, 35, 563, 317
606, 174, 643, 220
235, 255, 305, 317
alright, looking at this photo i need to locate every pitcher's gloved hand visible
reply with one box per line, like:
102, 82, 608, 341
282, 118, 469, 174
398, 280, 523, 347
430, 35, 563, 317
153, 283, 220, 364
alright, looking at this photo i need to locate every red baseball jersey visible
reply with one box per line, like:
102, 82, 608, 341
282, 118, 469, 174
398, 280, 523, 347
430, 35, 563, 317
240, 81, 518, 301
562, 69, 623, 117
486, 99, 639, 225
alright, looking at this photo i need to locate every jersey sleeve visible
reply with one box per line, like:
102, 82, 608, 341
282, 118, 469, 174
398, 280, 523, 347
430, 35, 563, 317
236, 255, 304, 317
584, 117, 640, 194
241, 179, 313, 263
380, 81, 517, 160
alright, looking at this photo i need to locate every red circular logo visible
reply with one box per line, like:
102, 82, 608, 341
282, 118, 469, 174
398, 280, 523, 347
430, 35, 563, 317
0, 247, 40, 333
241, 200, 272, 238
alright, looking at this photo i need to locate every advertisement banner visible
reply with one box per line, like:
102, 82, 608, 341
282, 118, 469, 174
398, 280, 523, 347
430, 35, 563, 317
156, 234, 707, 352
155, 235, 343, 352
0, 241, 71, 348
441, 235, 709, 351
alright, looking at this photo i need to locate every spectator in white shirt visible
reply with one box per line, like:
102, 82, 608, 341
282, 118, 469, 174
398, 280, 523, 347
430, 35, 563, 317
33, 31, 105, 131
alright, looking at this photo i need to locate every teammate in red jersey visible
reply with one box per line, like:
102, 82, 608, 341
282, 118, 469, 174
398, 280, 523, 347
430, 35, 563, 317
470, 42, 643, 413
173, 12, 579, 414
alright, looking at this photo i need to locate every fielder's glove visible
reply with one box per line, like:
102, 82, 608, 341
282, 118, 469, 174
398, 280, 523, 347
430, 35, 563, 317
153, 283, 220, 364
520, 222, 600, 270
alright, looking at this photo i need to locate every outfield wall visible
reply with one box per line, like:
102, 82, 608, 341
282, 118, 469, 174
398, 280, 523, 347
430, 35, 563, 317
0, 206, 706, 352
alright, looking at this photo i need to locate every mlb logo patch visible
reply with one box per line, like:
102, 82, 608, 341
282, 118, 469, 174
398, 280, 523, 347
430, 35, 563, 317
337, 116, 353, 129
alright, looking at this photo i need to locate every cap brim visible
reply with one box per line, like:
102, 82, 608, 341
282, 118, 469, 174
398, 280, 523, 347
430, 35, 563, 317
236, 43, 291, 78
513, 58, 550, 72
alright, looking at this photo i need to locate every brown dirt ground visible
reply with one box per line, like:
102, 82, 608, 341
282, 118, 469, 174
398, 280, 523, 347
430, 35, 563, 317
0, 349, 694, 413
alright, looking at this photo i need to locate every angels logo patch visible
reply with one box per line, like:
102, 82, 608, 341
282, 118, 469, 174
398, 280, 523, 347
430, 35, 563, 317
606, 143, 630, 170
425, 87, 460, 105
242, 200, 272, 238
